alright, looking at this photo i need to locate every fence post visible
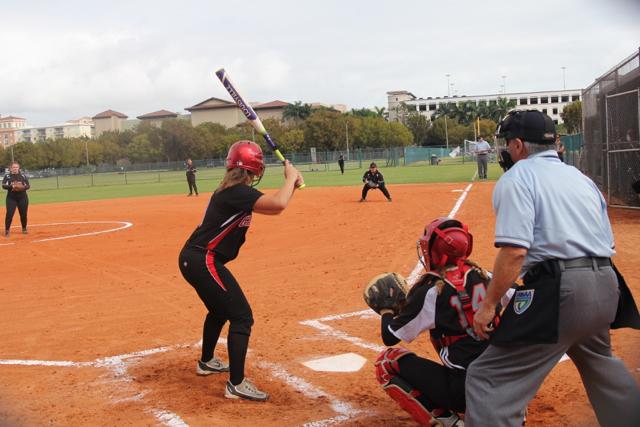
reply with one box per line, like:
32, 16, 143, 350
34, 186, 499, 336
56, 175, 60, 189
124, 171, 128, 185
91, 174, 94, 186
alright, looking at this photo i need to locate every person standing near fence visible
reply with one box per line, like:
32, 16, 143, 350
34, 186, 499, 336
186, 158, 198, 196
2, 162, 30, 237
474, 136, 491, 179
555, 135, 565, 163
338, 153, 345, 175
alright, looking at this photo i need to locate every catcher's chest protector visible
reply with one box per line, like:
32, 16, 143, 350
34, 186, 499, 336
443, 263, 480, 340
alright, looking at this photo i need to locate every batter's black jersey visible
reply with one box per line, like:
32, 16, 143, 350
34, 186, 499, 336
2, 173, 30, 196
362, 170, 385, 184
382, 266, 509, 370
184, 184, 263, 263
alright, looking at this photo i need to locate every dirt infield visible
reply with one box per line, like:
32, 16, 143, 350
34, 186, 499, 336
0, 182, 638, 426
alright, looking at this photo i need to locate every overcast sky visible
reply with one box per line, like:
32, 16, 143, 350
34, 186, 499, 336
1, 0, 639, 126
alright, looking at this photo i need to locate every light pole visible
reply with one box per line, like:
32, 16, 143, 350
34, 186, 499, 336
345, 121, 350, 161
84, 139, 90, 168
450, 83, 455, 97
561, 66, 566, 89
501, 75, 507, 95
446, 74, 451, 96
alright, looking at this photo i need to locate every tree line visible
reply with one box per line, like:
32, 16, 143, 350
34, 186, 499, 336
1, 100, 582, 170
1, 107, 413, 170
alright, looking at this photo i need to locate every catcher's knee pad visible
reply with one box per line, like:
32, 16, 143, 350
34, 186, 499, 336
374, 347, 414, 385
383, 376, 436, 426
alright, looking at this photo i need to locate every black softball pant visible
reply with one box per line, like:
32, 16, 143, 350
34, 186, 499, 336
361, 183, 391, 200
179, 246, 253, 384
5, 194, 28, 231
398, 354, 467, 414
187, 177, 198, 195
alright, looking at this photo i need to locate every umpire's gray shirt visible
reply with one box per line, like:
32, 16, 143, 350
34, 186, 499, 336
492, 150, 615, 275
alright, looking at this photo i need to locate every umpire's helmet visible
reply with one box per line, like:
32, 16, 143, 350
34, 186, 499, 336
226, 140, 265, 176
418, 217, 473, 270
495, 110, 556, 144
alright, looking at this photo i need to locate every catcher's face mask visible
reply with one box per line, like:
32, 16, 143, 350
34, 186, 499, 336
417, 217, 473, 270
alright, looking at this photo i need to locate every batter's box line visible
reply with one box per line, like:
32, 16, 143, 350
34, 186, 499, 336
0, 339, 367, 427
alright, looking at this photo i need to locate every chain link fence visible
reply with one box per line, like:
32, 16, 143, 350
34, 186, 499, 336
582, 47, 640, 208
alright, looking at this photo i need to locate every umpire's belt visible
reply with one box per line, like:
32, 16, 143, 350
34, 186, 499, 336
558, 257, 611, 270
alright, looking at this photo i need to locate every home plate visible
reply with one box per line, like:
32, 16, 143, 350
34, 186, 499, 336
302, 353, 368, 372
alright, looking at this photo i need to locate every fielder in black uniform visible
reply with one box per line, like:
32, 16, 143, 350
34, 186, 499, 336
2, 162, 30, 237
360, 162, 392, 202
179, 140, 303, 402
372, 218, 511, 427
186, 158, 198, 196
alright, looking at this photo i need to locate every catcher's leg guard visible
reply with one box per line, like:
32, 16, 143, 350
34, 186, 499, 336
375, 348, 437, 426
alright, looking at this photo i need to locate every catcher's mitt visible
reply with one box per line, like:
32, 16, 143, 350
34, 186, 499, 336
11, 182, 26, 192
363, 272, 409, 314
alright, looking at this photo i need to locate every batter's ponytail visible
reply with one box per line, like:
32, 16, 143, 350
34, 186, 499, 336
215, 168, 254, 195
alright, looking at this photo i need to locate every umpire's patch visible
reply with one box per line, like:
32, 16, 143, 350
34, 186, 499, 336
513, 289, 534, 314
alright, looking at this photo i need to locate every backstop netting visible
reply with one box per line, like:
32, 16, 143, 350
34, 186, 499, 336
582, 48, 640, 208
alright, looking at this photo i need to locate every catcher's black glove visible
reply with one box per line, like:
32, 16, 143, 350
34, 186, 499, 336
363, 272, 409, 315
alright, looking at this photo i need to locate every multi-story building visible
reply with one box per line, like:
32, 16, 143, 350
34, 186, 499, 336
92, 109, 129, 137
387, 89, 582, 124
137, 109, 179, 127
186, 97, 290, 127
0, 115, 27, 147
14, 117, 94, 143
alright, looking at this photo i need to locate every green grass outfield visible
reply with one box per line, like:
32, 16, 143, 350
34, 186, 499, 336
25, 161, 503, 205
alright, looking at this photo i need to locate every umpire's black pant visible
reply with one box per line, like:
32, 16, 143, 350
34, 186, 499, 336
5, 194, 28, 231
361, 183, 391, 200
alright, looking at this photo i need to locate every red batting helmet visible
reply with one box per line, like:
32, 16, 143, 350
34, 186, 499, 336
226, 140, 265, 176
418, 217, 473, 270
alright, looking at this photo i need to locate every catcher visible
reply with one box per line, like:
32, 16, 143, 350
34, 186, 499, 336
364, 217, 513, 427
360, 162, 392, 202
2, 162, 30, 237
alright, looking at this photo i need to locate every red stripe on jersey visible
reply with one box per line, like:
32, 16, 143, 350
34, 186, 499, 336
205, 251, 226, 291
206, 212, 247, 251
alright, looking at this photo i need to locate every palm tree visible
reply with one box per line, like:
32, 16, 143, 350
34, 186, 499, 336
374, 106, 388, 120
494, 97, 517, 121
283, 101, 312, 122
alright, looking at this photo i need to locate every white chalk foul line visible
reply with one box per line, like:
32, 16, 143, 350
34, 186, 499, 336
2, 221, 133, 244
258, 361, 366, 427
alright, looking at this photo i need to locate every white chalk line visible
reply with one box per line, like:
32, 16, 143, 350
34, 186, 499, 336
0, 336, 359, 427
2, 221, 133, 244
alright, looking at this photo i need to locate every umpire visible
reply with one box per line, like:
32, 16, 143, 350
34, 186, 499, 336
467, 110, 640, 427
2, 161, 30, 237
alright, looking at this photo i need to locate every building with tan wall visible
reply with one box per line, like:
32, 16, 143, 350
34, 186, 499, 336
92, 109, 128, 137
0, 115, 27, 147
186, 97, 289, 127
137, 110, 178, 127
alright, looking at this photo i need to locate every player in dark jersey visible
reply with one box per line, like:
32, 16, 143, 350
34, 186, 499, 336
179, 140, 303, 402
360, 162, 392, 202
185, 158, 198, 196
2, 162, 31, 237
374, 218, 512, 426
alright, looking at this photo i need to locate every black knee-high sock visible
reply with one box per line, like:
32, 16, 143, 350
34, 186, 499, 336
228, 332, 250, 385
201, 313, 225, 362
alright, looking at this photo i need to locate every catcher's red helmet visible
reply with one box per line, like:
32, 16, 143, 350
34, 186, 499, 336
226, 140, 265, 176
418, 217, 473, 269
